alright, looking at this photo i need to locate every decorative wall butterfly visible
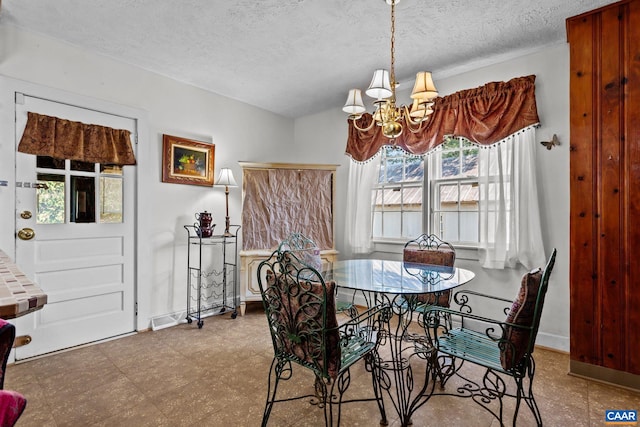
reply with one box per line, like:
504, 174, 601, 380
541, 134, 559, 150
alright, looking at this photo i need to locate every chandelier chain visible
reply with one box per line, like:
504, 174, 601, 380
342, 0, 438, 138
390, 0, 396, 100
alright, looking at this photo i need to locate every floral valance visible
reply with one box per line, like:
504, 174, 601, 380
18, 112, 137, 165
345, 75, 540, 162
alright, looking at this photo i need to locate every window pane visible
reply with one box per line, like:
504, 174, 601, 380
438, 184, 459, 211
459, 211, 479, 243
71, 176, 95, 223
36, 173, 65, 224
402, 186, 422, 207
404, 157, 424, 181
462, 139, 475, 148
462, 149, 479, 177
386, 158, 403, 183
382, 212, 401, 238
440, 212, 459, 242
71, 160, 95, 172
459, 183, 479, 210
441, 151, 460, 178
36, 156, 65, 170
442, 137, 459, 151
100, 177, 123, 223
373, 212, 383, 237
373, 146, 425, 240
403, 211, 422, 238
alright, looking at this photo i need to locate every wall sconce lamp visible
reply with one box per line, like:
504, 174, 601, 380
214, 167, 238, 237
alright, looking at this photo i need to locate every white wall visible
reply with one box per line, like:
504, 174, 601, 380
293, 43, 571, 351
0, 20, 572, 350
0, 24, 298, 329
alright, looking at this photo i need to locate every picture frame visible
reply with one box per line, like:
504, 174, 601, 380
161, 134, 215, 186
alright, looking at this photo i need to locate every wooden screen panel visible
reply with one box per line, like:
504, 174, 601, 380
568, 12, 599, 367
568, 0, 640, 375
626, 0, 640, 374
240, 163, 336, 252
598, 5, 625, 370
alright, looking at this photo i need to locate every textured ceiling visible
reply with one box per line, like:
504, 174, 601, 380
0, 0, 615, 118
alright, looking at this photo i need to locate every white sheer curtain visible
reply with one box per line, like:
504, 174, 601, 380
478, 126, 545, 269
344, 155, 380, 256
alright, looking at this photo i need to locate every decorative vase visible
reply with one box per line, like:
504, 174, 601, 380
195, 211, 214, 237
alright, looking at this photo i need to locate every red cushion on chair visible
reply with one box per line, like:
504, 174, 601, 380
266, 271, 341, 379
403, 248, 454, 308
403, 248, 455, 266
0, 390, 26, 427
500, 268, 543, 371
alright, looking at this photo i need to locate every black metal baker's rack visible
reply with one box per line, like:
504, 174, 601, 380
183, 224, 240, 328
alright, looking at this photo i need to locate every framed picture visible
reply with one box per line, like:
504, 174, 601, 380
162, 134, 215, 186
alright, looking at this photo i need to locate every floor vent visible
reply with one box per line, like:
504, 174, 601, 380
151, 311, 186, 331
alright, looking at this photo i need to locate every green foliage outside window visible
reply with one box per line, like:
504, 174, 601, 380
37, 180, 65, 224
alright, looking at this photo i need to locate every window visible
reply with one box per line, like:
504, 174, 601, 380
35, 156, 124, 224
372, 137, 480, 246
372, 146, 424, 239
428, 137, 479, 245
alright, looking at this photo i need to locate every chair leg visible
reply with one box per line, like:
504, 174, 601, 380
329, 370, 349, 427
262, 358, 288, 427
366, 353, 389, 426
520, 358, 543, 426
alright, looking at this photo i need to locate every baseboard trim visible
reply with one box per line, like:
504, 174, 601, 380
569, 360, 640, 392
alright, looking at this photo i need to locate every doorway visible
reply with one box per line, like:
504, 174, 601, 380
13, 94, 137, 359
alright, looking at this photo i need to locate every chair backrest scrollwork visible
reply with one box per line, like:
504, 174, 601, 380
257, 250, 341, 380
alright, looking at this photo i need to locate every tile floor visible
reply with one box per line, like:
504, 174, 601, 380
6, 304, 640, 427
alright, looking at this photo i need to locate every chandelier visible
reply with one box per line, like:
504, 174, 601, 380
342, 0, 438, 139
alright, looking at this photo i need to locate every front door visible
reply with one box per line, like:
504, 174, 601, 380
13, 94, 137, 359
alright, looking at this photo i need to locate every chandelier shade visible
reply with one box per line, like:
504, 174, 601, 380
409, 99, 434, 121
342, 0, 438, 139
411, 71, 438, 100
366, 69, 393, 99
343, 89, 366, 116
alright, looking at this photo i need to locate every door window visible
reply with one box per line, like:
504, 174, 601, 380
36, 173, 65, 224
35, 156, 123, 224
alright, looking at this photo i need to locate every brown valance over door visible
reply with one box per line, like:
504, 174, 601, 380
18, 112, 137, 165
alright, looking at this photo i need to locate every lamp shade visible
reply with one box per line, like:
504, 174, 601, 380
366, 69, 393, 99
410, 71, 438, 100
409, 99, 434, 122
342, 89, 366, 115
214, 168, 237, 187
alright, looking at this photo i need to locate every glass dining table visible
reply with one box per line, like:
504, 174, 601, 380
323, 259, 475, 427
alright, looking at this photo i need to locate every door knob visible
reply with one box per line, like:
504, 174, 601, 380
13, 335, 32, 348
17, 228, 35, 240
20, 211, 32, 219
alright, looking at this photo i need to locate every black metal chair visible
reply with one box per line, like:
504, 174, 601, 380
278, 232, 358, 319
402, 234, 456, 327
257, 249, 388, 426
424, 249, 557, 427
